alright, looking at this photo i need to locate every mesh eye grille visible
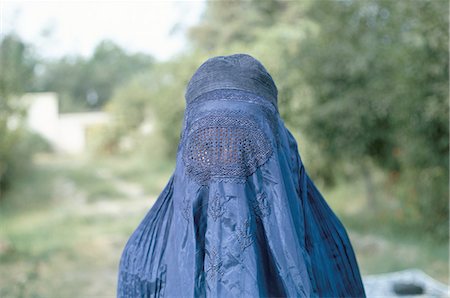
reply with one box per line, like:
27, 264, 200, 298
182, 112, 273, 185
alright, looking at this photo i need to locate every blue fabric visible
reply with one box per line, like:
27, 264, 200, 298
117, 54, 367, 297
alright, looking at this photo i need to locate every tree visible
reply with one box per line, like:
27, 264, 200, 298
104, 54, 204, 159
0, 33, 38, 195
298, 0, 449, 239
35, 40, 155, 112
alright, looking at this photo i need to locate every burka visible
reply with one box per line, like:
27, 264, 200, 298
117, 53, 367, 298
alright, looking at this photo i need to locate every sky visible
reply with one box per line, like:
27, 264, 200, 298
1, 0, 205, 61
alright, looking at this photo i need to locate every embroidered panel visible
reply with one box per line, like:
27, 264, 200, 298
205, 245, 224, 282
182, 110, 273, 185
178, 89, 280, 157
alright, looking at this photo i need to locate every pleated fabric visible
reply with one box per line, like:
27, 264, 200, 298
117, 54, 367, 298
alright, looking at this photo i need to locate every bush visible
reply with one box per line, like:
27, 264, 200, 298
0, 128, 51, 196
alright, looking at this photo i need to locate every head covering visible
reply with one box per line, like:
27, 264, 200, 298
185, 53, 278, 109
117, 54, 367, 297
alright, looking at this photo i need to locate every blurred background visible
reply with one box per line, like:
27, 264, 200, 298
0, 0, 448, 297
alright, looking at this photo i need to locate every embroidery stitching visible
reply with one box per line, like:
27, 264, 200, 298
185, 90, 280, 143
181, 197, 190, 222
251, 191, 271, 219
205, 245, 224, 282
208, 192, 226, 221
236, 217, 254, 253
208, 192, 234, 221
189, 89, 278, 114
182, 109, 274, 185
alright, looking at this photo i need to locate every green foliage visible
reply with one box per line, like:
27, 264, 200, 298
103, 54, 206, 159
0, 34, 36, 98
0, 33, 43, 196
0, 125, 51, 194
35, 40, 154, 112
298, 0, 449, 240
189, 0, 291, 52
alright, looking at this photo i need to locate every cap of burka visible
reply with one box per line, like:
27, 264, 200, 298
185, 53, 278, 108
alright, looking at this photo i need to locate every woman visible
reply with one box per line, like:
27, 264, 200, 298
117, 53, 367, 297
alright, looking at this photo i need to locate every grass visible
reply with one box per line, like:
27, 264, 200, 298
0, 153, 171, 297
91, 152, 175, 195
0, 211, 141, 297
0, 153, 448, 297
319, 167, 449, 284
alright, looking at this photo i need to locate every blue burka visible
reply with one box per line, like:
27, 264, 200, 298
117, 54, 367, 297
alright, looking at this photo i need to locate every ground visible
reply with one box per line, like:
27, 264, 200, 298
0, 154, 447, 297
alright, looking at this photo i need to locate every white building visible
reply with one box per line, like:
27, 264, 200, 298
23, 92, 111, 155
